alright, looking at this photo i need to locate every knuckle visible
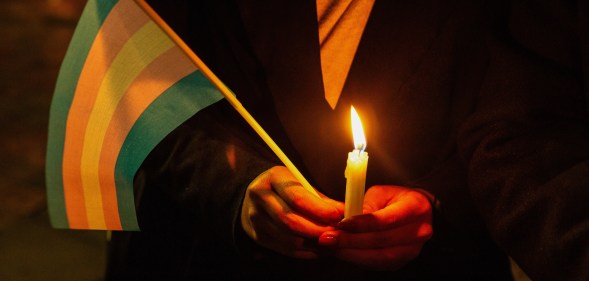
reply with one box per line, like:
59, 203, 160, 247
290, 193, 306, 209
318, 208, 341, 222
248, 188, 274, 205
419, 223, 434, 240
249, 210, 264, 225
383, 214, 400, 227
247, 189, 264, 203
278, 212, 299, 231
414, 196, 432, 216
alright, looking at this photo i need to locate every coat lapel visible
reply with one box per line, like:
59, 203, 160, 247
237, 0, 350, 195
235, 0, 456, 196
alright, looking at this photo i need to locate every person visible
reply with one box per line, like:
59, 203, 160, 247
105, 0, 589, 280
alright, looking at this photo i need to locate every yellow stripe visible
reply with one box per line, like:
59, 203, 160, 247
62, 0, 151, 229
80, 20, 175, 229
99, 47, 196, 230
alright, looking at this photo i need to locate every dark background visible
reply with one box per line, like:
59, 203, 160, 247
0, 0, 105, 280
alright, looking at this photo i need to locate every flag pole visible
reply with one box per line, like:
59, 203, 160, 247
135, 0, 319, 197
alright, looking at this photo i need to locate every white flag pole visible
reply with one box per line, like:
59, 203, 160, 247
136, 0, 320, 197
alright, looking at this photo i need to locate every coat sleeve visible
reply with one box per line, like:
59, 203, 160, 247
136, 100, 280, 256
458, 1, 589, 280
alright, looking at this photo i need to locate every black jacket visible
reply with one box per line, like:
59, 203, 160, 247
106, 0, 589, 280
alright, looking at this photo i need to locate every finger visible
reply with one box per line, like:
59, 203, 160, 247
316, 190, 345, 213
333, 244, 424, 270
249, 186, 335, 238
269, 166, 343, 224
338, 187, 431, 232
318, 221, 432, 249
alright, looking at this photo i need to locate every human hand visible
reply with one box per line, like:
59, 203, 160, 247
241, 166, 344, 259
318, 185, 433, 270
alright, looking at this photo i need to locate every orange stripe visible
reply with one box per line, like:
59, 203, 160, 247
98, 47, 197, 230
80, 20, 174, 229
62, 0, 149, 229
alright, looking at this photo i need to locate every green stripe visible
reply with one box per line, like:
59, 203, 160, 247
46, 0, 118, 229
114, 71, 224, 230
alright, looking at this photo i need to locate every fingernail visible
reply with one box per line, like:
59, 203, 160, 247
318, 232, 338, 246
336, 218, 351, 229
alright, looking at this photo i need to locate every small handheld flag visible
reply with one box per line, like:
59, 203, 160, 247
47, 0, 317, 231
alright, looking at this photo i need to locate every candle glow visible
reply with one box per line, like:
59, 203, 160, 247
344, 106, 369, 218
351, 106, 366, 151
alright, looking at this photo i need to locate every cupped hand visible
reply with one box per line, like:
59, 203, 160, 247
319, 185, 433, 270
241, 166, 344, 259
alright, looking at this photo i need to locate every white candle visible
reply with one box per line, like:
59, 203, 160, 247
344, 106, 368, 218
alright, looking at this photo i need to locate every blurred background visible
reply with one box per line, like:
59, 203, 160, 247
0, 0, 106, 280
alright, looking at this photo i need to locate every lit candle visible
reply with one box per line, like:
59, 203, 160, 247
344, 106, 368, 218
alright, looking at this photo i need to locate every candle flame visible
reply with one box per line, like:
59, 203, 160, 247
351, 106, 366, 151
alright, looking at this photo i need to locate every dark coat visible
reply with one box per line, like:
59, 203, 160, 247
106, 0, 589, 280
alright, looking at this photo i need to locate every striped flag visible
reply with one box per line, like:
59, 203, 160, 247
46, 0, 224, 230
